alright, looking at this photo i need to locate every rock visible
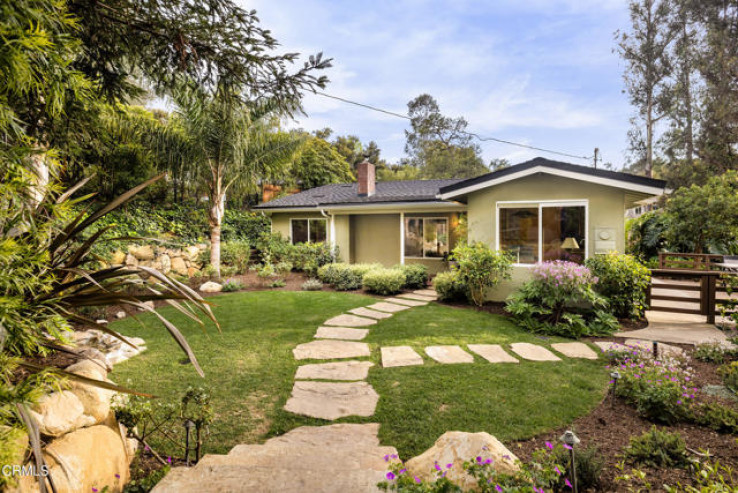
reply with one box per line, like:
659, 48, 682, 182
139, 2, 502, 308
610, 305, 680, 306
110, 250, 126, 265
551, 342, 599, 360
115, 311, 126, 319
295, 361, 373, 381
397, 293, 436, 302
323, 314, 377, 327
293, 340, 371, 360
315, 326, 369, 340
124, 254, 138, 267
425, 345, 474, 364
29, 391, 94, 437
406, 432, 520, 489
366, 302, 410, 313
19, 424, 130, 493
348, 307, 393, 320
95, 319, 108, 325
171, 256, 188, 275
76, 348, 113, 371
284, 381, 379, 420
129, 244, 155, 261
467, 344, 519, 364
139, 300, 155, 312
199, 281, 222, 293
509, 343, 561, 362
187, 267, 200, 277
383, 297, 428, 307
66, 361, 115, 424
185, 245, 202, 262
159, 254, 172, 274
381, 346, 424, 368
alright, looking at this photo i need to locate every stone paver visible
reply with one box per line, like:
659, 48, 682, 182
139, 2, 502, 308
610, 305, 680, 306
349, 307, 393, 320
381, 346, 424, 368
509, 343, 561, 362
615, 311, 733, 345
413, 289, 438, 298
551, 342, 598, 360
384, 297, 429, 307
315, 326, 369, 341
425, 345, 474, 364
367, 302, 410, 313
467, 344, 519, 363
284, 381, 379, 420
293, 340, 370, 360
397, 293, 436, 302
323, 314, 378, 327
295, 361, 373, 381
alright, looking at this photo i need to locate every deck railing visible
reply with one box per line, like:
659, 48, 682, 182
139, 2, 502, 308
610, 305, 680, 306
657, 252, 724, 271
647, 269, 735, 324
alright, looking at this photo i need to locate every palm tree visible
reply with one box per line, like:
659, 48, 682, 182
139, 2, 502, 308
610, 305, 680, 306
167, 88, 304, 277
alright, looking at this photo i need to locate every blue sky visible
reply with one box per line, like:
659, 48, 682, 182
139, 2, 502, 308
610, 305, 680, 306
246, 0, 633, 168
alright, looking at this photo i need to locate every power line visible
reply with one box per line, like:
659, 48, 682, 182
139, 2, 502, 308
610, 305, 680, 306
314, 91, 593, 161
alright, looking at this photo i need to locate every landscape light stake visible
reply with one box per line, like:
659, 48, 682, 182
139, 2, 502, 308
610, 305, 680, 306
653, 341, 659, 360
560, 430, 580, 493
610, 370, 621, 408
184, 419, 195, 466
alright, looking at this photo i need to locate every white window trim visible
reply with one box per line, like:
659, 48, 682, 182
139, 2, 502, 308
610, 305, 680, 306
403, 216, 450, 260
495, 200, 589, 267
289, 218, 328, 244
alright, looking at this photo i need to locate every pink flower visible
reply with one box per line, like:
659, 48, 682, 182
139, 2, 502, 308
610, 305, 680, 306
565, 478, 573, 489
414, 476, 421, 484
386, 472, 395, 480
545, 441, 554, 450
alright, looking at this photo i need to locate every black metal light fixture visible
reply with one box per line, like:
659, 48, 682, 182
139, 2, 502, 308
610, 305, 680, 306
184, 419, 195, 466
560, 430, 580, 493
610, 370, 621, 407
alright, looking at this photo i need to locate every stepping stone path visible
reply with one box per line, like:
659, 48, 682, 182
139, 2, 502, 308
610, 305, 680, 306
293, 340, 370, 360
349, 307, 393, 320
398, 293, 436, 302
384, 297, 428, 307
323, 314, 377, 327
509, 343, 562, 362
425, 345, 474, 364
315, 326, 369, 340
367, 302, 411, 313
284, 381, 379, 420
381, 346, 424, 368
468, 344, 519, 363
295, 361, 374, 381
413, 289, 438, 298
551, 342, 598, 360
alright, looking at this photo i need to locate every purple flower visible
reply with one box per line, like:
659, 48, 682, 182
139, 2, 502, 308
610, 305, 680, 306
92, 489, 98, 493
484, 459, 492, 465
476, 456, 482, 463
555, 465, 562, 475
545, 441, 554, 450
115, 474, 120, 479
384, 454, 390, 462
414, 476, 421, 484
434, 462, 441, 471
496, 485, 503, 492
399, 468, 407, 475
563, 444, 572, 450
167, 456, 172, 465
386, 472, 395, 480
565, 478, 573, 488
446, 463, 453, 469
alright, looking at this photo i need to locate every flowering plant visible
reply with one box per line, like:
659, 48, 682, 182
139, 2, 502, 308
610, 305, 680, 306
505, 261, 618, 338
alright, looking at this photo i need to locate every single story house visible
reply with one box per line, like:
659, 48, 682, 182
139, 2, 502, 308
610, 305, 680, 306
254, 157, 668, 300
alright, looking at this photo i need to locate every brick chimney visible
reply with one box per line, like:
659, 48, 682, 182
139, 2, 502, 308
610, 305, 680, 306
357, 159, 376, 197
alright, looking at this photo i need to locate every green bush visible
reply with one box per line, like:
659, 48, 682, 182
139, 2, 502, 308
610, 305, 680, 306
274, 261, 293, 276
221, 279, 244, 292
394, 264, 428, 289
552, 445, 604, 492
254, 232, 293, 264
363, 269, 406, 295
318, 263, 382, 291
301, 279, 323, 291
288, 242, 335, 277
623, 427, 689, 469
626, 211, 668, 262
505, 261, 619, 338
717, 362, 738, 393
695, 402, 738, 434
452, 242, 513, 306
433, 271, 467, 301
586, 253, 651, 319
693, 341, 738, 364
220, 240, 251, 273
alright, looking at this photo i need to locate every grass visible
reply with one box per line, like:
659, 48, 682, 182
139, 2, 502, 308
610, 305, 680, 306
112, 291, 609, 458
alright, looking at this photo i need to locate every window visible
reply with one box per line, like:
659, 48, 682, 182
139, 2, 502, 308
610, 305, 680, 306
290, 219, 327, 244
404, 217, 449, 258
498, 202, 586, 264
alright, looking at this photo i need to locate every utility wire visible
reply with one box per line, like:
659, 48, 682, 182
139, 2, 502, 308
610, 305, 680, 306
315, 91, 593, 161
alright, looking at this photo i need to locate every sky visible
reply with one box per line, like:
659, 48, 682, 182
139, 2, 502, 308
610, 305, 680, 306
244, 0, 634, 169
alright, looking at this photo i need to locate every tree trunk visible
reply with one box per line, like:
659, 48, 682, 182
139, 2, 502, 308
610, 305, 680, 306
646, 94, 654, 178
208, 166, 225, 279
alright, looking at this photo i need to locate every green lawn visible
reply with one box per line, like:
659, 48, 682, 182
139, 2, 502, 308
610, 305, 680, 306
112, 291, 609, 458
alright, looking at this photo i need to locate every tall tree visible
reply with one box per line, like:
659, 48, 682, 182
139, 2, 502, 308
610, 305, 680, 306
617, 0, 676, 177
290, 136, 354, 189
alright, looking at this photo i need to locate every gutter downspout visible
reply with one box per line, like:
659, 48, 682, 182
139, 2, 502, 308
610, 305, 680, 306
321, 209, 336, 254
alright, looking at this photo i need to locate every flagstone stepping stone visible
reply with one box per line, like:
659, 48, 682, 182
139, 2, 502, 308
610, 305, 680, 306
551, 342, 598, 360
293, 340, 370, 360
284, 381, 379, 420
467, 344, 519, 363
509, 343, 561, 362
367, 302, 410, 313
413, 289, 438, 298
384, 297, 428, 307
349, 307, 393, 320
315, 326, 369, 341
425, 345, 474, 364
381, 346, 424, 368
323, 314, 377, 327
398, 293, 436, 302
295, 361, 374, 381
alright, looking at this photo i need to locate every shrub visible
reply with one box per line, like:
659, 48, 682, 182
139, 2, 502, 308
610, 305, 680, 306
318, 263, 382, 291
288, 242, 336, 277
586, 253, 651, 319
220, 240, 251, 273
254, 232, 292, 264
221, 279, 244, 292
693, 341, 737, 364
695, 402, 738, 434
220, 265, 238, 278
505, 261, 619, 338
664, 457, 738, 492
270, 279, 286, 288
394, 264, 428, 289
623, 427, 689, 469
717, 361, 738, 393
275, 261, 293, 276
552, 444, 604, 492
301, 279, 324, 291
433, 271, 467, 302
452, 242, 513, 306
363, 269, 406, 295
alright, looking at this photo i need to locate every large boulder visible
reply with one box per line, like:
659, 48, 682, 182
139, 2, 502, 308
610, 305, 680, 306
170, 256, 188, 275
18, 424, 130, 493
406, 432, 520, 489
124, 254, 138, 268
128, 244, 155, 261
109, 250, 126, 265
199, 281, 222, 293
65, 360, 115, 424
185, 245, 202, 262
159, 254, 172, 274
29, 391, 94, 437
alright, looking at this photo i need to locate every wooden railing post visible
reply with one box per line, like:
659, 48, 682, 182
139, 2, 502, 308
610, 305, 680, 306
707, 275, 717, 325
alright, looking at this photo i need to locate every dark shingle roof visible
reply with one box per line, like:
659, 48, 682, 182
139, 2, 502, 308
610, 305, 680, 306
439, 157, 667, 195
253, 179, 463, 209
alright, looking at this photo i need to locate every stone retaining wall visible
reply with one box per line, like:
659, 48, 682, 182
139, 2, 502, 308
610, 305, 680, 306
109, 243, 208, 277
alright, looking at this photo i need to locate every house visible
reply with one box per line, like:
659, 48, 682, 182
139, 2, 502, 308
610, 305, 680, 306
625, 195, 664, 219
254, 157, 668, 300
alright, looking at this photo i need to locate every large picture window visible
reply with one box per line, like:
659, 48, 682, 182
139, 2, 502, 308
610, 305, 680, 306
498, 202, 586, 264
404, 217, 449, 258
290, 218, 327, 244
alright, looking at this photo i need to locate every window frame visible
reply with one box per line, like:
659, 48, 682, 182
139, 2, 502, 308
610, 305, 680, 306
404, 216, 450, 260
495, 200, 589, 267
289, 218, 328, 245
